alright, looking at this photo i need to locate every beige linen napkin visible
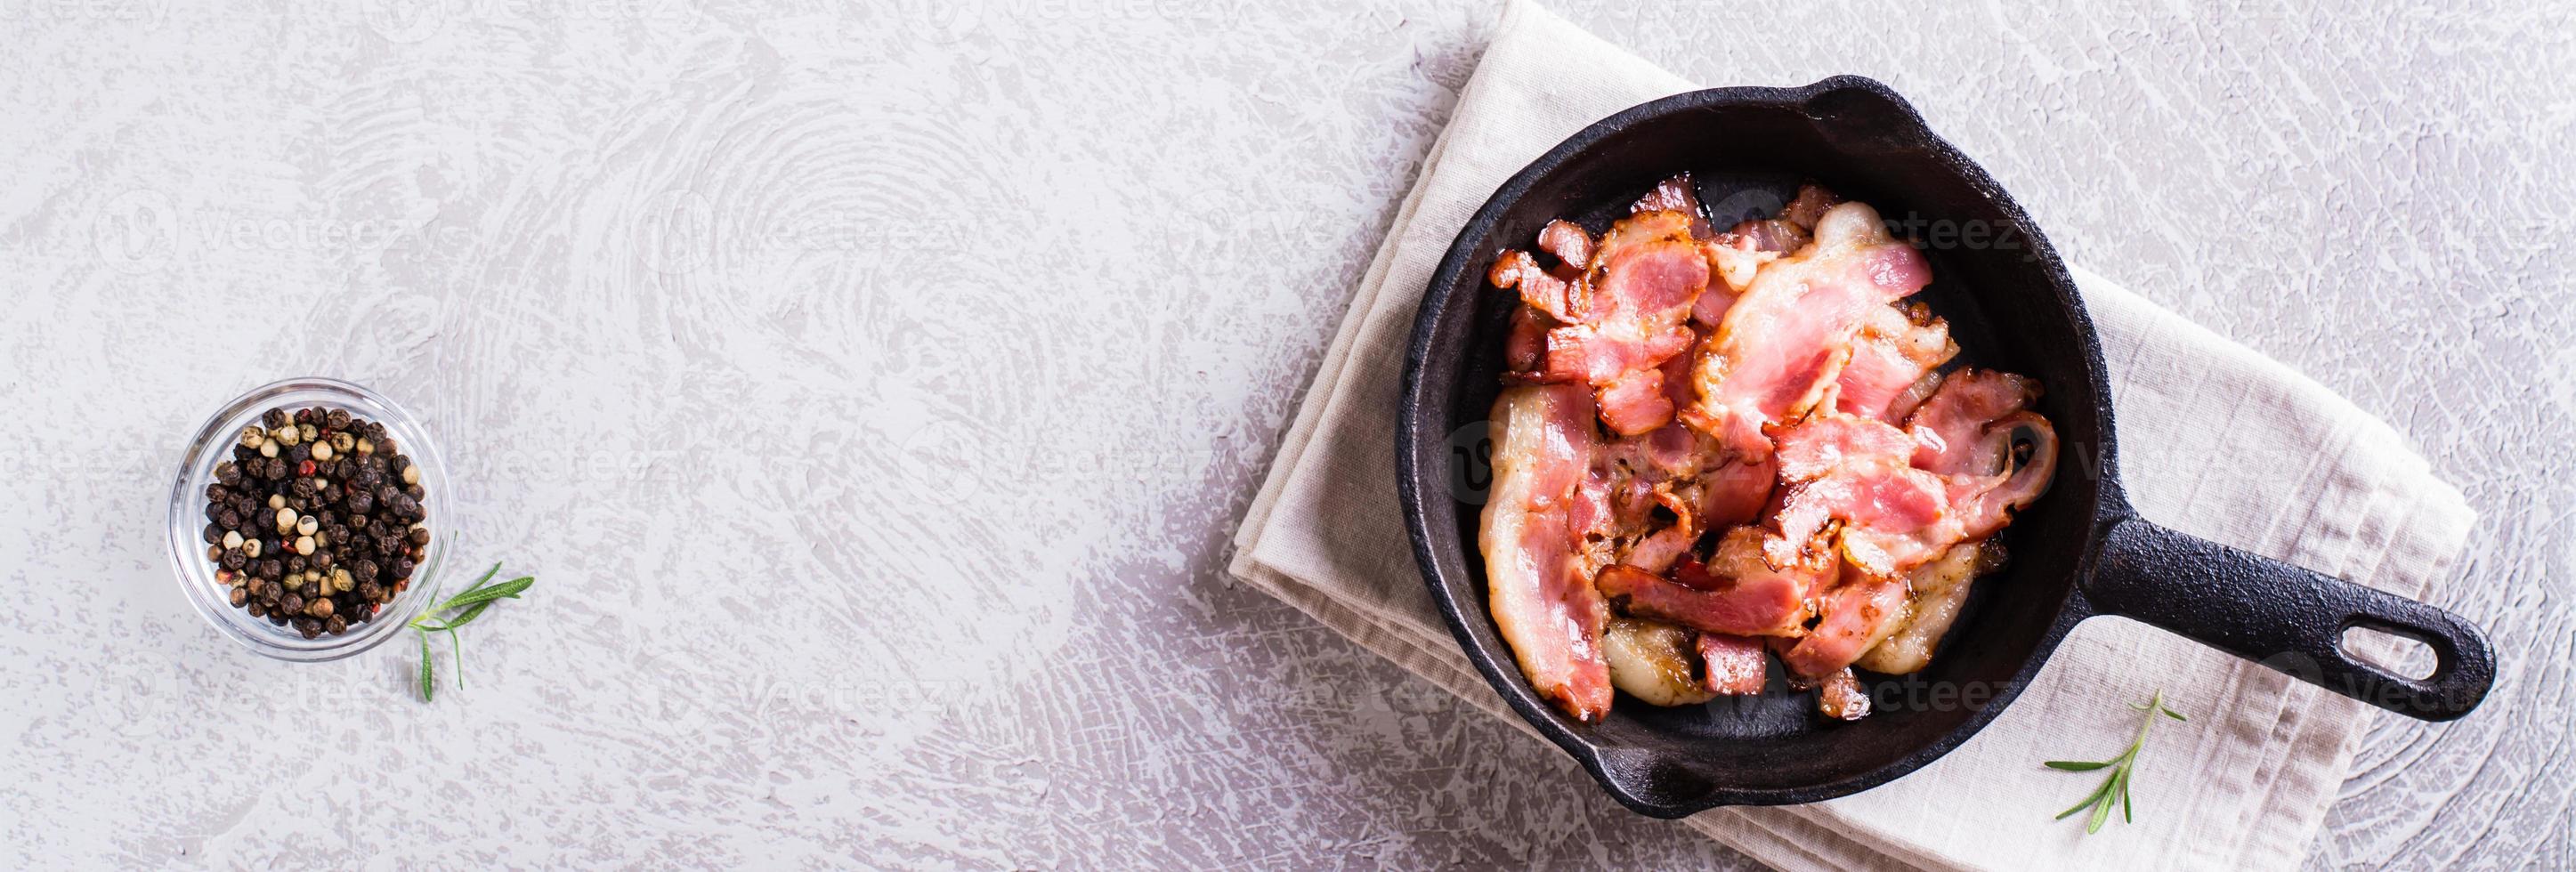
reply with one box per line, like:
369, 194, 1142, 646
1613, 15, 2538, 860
1228, 3, 2475, 869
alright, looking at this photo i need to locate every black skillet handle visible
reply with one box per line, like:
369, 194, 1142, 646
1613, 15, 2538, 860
2085, 515, 2494, 722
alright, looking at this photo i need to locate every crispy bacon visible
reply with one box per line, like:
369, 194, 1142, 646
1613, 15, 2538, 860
1697, 632, 1768, 695
1479, 384, 1615, 723
1537, 219, 1592, 270
1632, 174, 1713, 238
1833, 303, 1956, 422
1782, 183, 1842, 231
1908, 369, 2041, 475
1542, 210, 1711, 434
1596, 562, 1809, 638
1853, 541, 1993, 674
1770, 371, 2058, 578
1781, 571, 1912, 681
1479, 182, 2054, 722
1684, 201, 1933, 458
1816, 668, 1871, 720
1769, 414, 1949, 571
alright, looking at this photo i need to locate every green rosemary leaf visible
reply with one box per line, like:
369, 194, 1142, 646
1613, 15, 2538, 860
2056, 773, 2115, 820
410, 562, 532, 704
417, 631, 435, 702
2047, 690, 2187, 833
449, 627, 466, 688
441, 577, 533, 611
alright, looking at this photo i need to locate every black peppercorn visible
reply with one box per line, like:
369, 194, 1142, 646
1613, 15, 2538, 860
248, 601, 267, 618
393, 558, 415, 579
279, 592, 304, 614
263, 408, 289, 429
296, 619, 320, 640
288, 555, 307, 573
229, 587, 247, 607
293, 408, 316, 425
358, 582, 384, 602
325, 408, 351, 430
215, 461, 241, 486
312, 551, 333, 570
325, 615, 347, 634
221, 549, 247, 570
202, 523, 223, 545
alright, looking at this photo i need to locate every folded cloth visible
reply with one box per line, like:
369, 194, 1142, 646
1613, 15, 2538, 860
1227, 2, 2475, 869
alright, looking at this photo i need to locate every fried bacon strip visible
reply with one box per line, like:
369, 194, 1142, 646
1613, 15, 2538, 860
1697, 632, 1769, 695
1685, 201, 1933, 458
1594, 526, 1825, 638
1832, 303, 1956, 422
1480, 384, 1616, 723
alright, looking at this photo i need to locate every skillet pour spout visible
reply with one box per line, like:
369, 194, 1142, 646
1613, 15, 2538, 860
1397, 75, 2497, 818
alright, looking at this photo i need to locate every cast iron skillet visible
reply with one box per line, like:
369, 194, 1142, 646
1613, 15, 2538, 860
1394, 76, 2495, 818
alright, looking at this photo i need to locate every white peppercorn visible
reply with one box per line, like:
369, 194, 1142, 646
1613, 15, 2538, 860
276, 506, 297, 533
401, 464, 421, 486
222, 530, 244, 550
296, 516, 319, 537
259, 440, 279, 458
294, 535, 316, 556
312, 440, 334, 461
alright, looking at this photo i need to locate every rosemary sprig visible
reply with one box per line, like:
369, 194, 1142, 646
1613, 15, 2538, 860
409, 561, 535, 702
2045, 689, 2188, 833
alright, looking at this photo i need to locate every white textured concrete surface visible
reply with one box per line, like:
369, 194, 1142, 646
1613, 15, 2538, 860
1, 2, 2568, 868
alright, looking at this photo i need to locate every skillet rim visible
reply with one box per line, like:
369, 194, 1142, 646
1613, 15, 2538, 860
1393, 74, 2123, 815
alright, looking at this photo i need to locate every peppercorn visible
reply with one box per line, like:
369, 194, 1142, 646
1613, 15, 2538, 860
257, 559, 281, 579
215, 461, 241, 486
296, 618, 320, 640
248, 600, 268, 618
359, 582, 384, 602
217, 508, 240, 530
239, 425, 266, 449
202, 523, 222, 545
229, 587, 247, 607
308, 597, 333, 618
205, 483, 229, 503
408, 526, 430, 547
221, 548, 247, 570
324, 615, 347, 634
279, 592, 303, 614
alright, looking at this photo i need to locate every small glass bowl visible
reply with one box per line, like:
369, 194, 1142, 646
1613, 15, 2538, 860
166, 377, 451, 661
